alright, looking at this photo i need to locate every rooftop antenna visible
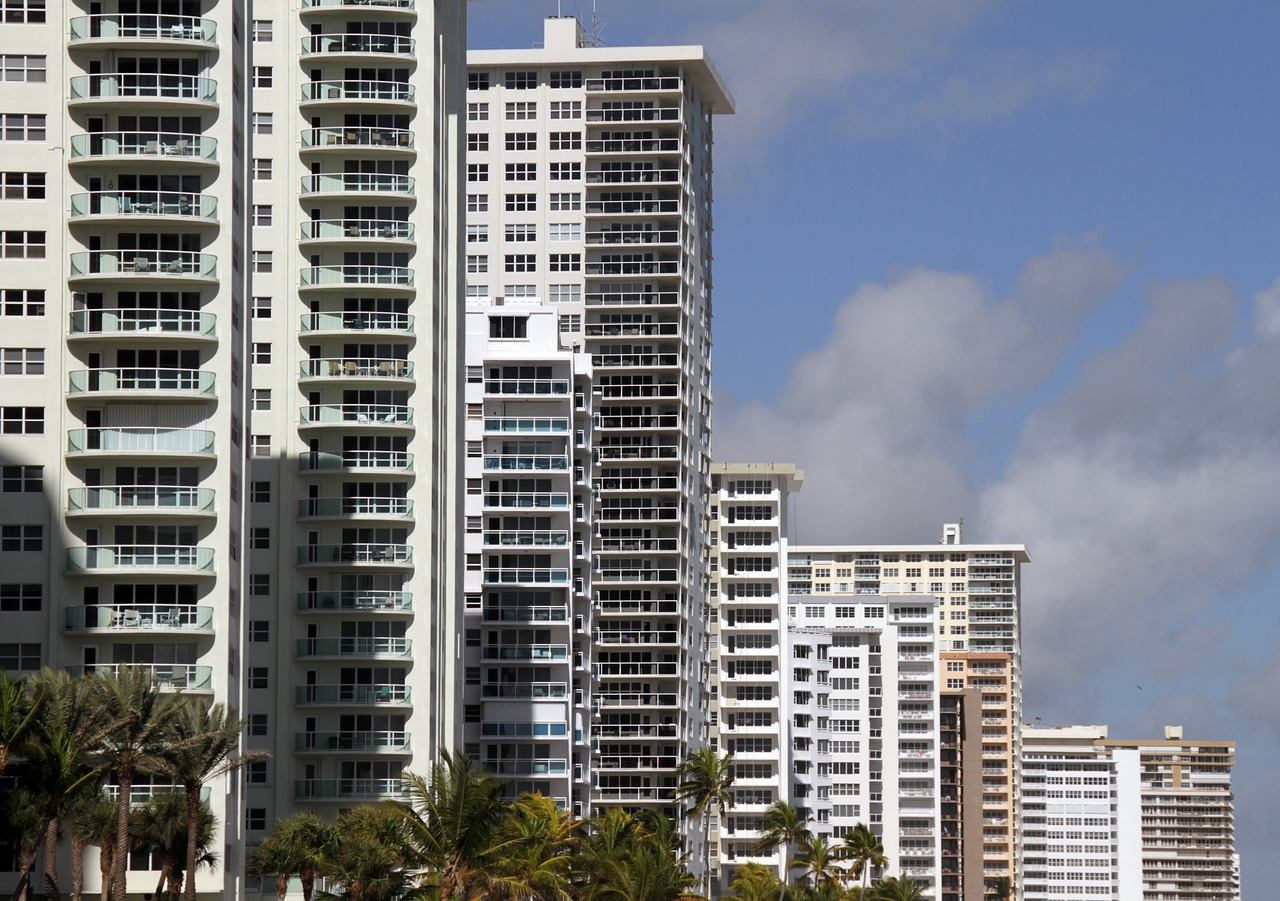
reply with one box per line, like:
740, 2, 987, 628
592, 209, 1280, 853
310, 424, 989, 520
567, 0, 605, 47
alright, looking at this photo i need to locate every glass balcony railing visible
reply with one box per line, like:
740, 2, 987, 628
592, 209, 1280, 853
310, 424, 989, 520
482, 492, 569, 509
301, 219, 414, 242
482, 455, 569, 471
294, 731, 410, 752
299, 404, 412, 426
294, 684, 410, 704
68, 368, 216, 396
482, 568, 569, 585
296, 544, 413, 565
481, 530, 568, 547
67, 427, 216, 455
294, 779, 409, 799
301, 34, 416, 56
66, 545, 215, 572
295, 637, 412, 657
483, 417, 570, 433
481, 645, 568, 661
300, 358, 414, 379
480, 683, 567, 699
70, 74, 218, 103
70, 131, 217, 162
481, 605, 567, 623
70, 251, 217, 279
485, 759, 568, 776
67, 485, 215, 513
300, 311, 413, 333
302, 126, 413, 150
70, 14, 217, 44
67, 664, 212, 691
298, 451, 413, 472
302, 0, 416, 9
300, 266, 413, 288
71, 191, 217, 220
301, 80, 414, 103
296, 591, 412, 612
69, 308, 216, 338
65, 604, 214, 632
483, 379, 570, 396
297, 497, 412, 518
301, 173, 414, 195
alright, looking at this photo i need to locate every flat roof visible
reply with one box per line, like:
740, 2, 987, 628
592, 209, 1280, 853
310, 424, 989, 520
792, 544, 1030, 562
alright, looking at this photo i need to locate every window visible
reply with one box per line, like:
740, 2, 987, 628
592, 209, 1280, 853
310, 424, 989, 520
252, 66, 273, 88
548, 162, 580, 181
505, 193, 536, 212
251, 113, 272, 135
549, 131, 581, 151
251, 19, 272, 41
504, 254, 536, 273
466, 224, 489, 244
251, 296, 272, 319
251, 205, 272, 227
505, 224, 536, 242
549, 101, 581, 120
505, 70, 537, 89
465, 285, 488, 299
249, 574, 270, 597
0, 172, 44, 198
252, 158, 272, 180
251, 251, 272, 273
467, 163, 489, 183
467, 101, 489, 121
1, 465, 40, 492
250, 481, 271, 503
548, 223, 580, 241
248, 621, 270, 642
1, 525, 41, 551
2, 1, 45, 23
549, 253, 580, 272
251, 435, 270, 457
548, 284, 581, 303
549, 70, 582, 89
248, 668, 269, 689
490, 317, 528, 339
251, 343, 271, 364
466, 255, 488, 274
1, 348, 42, 374
466, 193, 488, 213
247, 714, 268, 736
467, 132, 489, 152
0, 289, 42, 316
1, 406, 41, 434
559, 314, 581, 333
0, 55, 44, 83
245, 808, 267, 831
1, 231, 44, 258
505, 162, 536, 181
0, 643, 39, 671
503, 285, 536, 300
505, 132, 536, 151
245, 760, 268, 784
0, 584, 40, 611
468, 72, 489, 91
549, 192, 581, 211
250, 528, 270, 549
505, 101, 536, 120
0, 114, 45, 141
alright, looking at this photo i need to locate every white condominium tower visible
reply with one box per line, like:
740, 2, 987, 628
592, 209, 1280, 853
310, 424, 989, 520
0, 0, 467, 893
466, 16, 733, 824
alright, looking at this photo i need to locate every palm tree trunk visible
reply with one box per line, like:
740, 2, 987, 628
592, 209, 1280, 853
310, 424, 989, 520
111, 762, 133, 901
13, 844, 35, 901
182, 784, 200, 901
98, 844, 112, 901
703, 809, 712, 897
301, 868, 315, 901
154, 865, 169, 899
275, 874, 287, 901
44, 815, 62, 901
71, 831, 85, 901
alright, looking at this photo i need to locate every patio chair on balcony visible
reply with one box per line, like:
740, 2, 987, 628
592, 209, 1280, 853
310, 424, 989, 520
345, 361, 358, 377
328, 360, 343, 376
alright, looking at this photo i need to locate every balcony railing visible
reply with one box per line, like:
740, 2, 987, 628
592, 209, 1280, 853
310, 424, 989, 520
302, 126, 413, 150
595, 568, 678, 582
67, 427, 216, 455
484, 417, 569, 433
481, 605, 567, 623
585, 261, 679, 277
483, 568, 569, 585
585, 200, 679, 215
69, 308, 216, 339
480, 683, 567, 699
596, 445, 679, 461
299, 404, 413, 426
70, 14, 217, 44
67, 664, 212, 691
301, 311, 414, 334
298, 451, 413, 472
65, 604, 214, 632
302, 34, 416, 56
300, 358, 414, 379
296, 637, 412, 657
300, 266, 414, 288
585, 138, 681, 154
483, 492, 568, 509
68, 368, 215, 396
297, 544, 413, 565
586, 107, 680, 122
71, 191, 217, 220
484, 379, 570, 396
301, 219, 414, 242
70, 74, 217, 103
67, 485, 215, 514
484, 759, 568, 776
70, 251, 217, 279
585, 290, 678, 307
298, 497, 413, 518
481, 645, 568, 661
302, 173, 415, 195
295, 731, 410, 752
302, 0, 416, 9
482, 455, 569, 471
295, 684, 410, 704
596, 630, 679, 645
295, 779, 409, 799
585, 76, 681, 92
66, 545, 215, 573
70, 131, 217, 162
585, 231, 680, 247
297, 591, 412, 612
585, 169, 679, 185
482, 530, 568, 547
302, 80, 414, 103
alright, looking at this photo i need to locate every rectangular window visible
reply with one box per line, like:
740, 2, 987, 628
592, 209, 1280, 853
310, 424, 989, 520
252, 66, 272, 88
0, 643, 39, 671
1, 525, 42, 551
251, 389, 271, 410
549, 131, 582, 151
466, 193, 488, 213
251, 19, 272, 41
1, 406, 42, 434
467, 163, 489, 183
549, 70, 582, 89
548, 253, 580, 272
489, 316, 528, 339
0, 289, 43, 316
251, 435, 270, 457
505, 101, 536, 120
245, 760, 268, 784
505, 132, 536, 151
248, 714, 268, 736
505, 162, 536, 181
466, 224, 488, 244
249, 528, 270, 549
503, 285, 536, 300
547, 223, 580, 241
0, 55, 44, 83
252, 296, 272, 319
250, 481, 271, 503
0, 172, 44, 199
252, 158, 272, 180
505, 71, 537, 89
468, 72, 489, 91
1, 231, 44, 258
2, 1, 45, 23
467, 132, 489, 152
505, 224, 536, 242
465, 285, 488, 298
466, 255, 488, 274
505, 193, 536, 212
1, 348, 42, 374
245, 808, 266, 831
248, 621, 270, 642
249, 574, 271, 597
0, 114, 46, 141
1, 465, 40, 492
248, 668, 269, 689
251, 113, 272, 135
0, 584, 40, 611
548, 162, 581, 181
548, 192, 581, 211
504, 254, 536, 273
252, 251, 272, 273
558, 314, 581, 333
467, 101, 489, 121
251, 205, 272, 227
549, 101, 582, 120
251, 343, 271, 364
548, 284, 581, 304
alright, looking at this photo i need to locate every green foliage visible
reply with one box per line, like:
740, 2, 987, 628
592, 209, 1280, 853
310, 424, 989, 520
725, 863, 784, 901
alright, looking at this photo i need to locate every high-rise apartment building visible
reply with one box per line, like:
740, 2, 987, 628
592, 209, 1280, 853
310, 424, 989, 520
0, 0, 466, 893
465, 17, 733, 835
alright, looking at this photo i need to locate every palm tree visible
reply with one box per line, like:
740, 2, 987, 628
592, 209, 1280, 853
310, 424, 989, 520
153, 699, 271, 901
577, 808, 642, 901
791, 833, 843, 889
4, 787, 45, 901
322, 806, 423, 901
133, 791, 218, 900
490, 793, 580, 901
0, 670, 43, 777
724, 862, 784, 901
91, 665, 185, 901
390, 750, 509, 901
753, 800, 811, 890
869, 876, 923, 901
841, 825, 886, 897
247, 811, 339, 901
669, 747, 735, 896
594, 830, 701, 901
74, 795, 120, 901
986, 876, 1013, 900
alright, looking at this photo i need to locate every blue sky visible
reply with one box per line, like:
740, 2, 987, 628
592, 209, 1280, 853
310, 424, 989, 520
471, 2, 1280, 892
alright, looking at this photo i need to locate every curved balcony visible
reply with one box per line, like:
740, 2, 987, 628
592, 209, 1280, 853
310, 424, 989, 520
299, 404, 413, 428
70, 132, 217, 166
69, 74, 218, 109
302, 126, 414, 154
296, 544, 413, 567
67, 485, 215, 517
482, 454, 570, 472
68, 368, 216, 400
301, 80, 414, 107
295, 637, 412, 658
295, 684, 410, 706
65, 604, 214, 633
301, 33, 415, 58
300, 219, 414, 246
68, 664, 212, 693
300, 311, 414, 336
69, 15, 217, 49
298, 450, 413, 474
297, 590, 412, 612
300, 357, 414, 381
298, 497, 413, 520
67, 427, 216, 457
302, 0, 416, 13
71, 191, 217, 224
300, 172, 415, 198
300, 266, 413, 293
295, 731, 409, 753
70, 251, 217, 285
69, 309, 215, 343
66, 545, 215, 575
